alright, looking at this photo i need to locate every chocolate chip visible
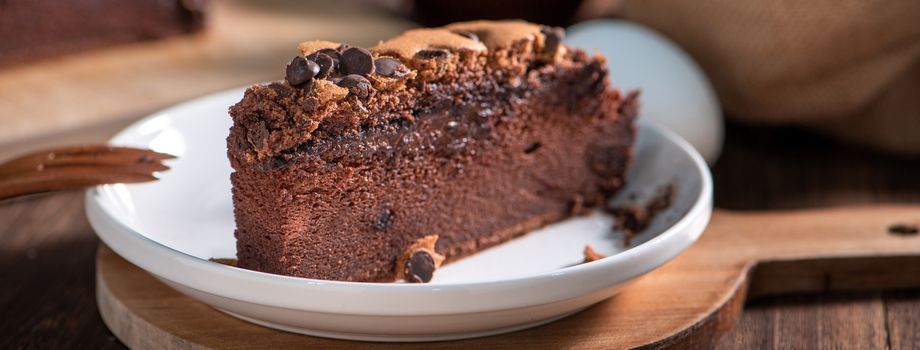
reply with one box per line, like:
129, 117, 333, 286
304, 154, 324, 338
524, 142, 542, 154
340, 47, 375, 76
285, 56, 318, 86
374, 57, 407, 78
316, 48, 341, 61
404, 250, 436, 283
415, 49, 450, 59
454, 31, 479, 42
336, 74, 372, 98
304, 60, 319, 76
372, 209, 393, 230
540, 26, 565, 56
309, 49, 341, 75
310, 53, 335, 79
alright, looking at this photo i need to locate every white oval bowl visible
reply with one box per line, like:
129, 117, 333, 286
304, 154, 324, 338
86, 88, 712, 341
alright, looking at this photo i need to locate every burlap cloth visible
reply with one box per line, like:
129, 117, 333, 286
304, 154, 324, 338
616, 0, 920, 154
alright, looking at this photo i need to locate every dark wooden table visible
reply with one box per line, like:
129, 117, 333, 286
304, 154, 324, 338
2, 122, 919, 349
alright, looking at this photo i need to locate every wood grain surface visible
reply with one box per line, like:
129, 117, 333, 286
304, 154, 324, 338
1, 0, 918, 348
2, 123, 920, 349
93, 205, 920, 349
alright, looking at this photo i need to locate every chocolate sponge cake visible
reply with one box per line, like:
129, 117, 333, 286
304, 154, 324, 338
227, 20, 638, 282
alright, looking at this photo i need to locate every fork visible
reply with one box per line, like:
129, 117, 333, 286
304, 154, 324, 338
0, 145, 175, 201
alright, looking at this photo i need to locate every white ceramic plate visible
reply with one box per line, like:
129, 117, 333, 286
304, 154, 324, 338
86, 88, 712, 342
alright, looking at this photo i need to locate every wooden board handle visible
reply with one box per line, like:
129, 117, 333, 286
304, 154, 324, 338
711, 205, 920, 263
616, 205, 920, 349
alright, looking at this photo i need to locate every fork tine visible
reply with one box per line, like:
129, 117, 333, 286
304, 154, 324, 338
0, 145, 174, 178
0, 163, 170, 181
20, 145, 176, 160
0, 167, 160, 200
0, 145, 175, 201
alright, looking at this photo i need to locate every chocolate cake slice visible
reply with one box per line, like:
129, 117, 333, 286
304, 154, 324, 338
227, 20, 638, 282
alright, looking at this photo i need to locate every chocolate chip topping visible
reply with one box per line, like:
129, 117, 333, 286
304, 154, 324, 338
285, 56, 318, 86
336, 74, 372, 98
540, 26, 565, 56
415, 49, 451, 60
392, 235, 445, 283
310, 53, 335, 79
305, 60, 319, 76
316, 48, 341, 61
372, 209, 394, 230
404, 250, 436, 283
340, 47, 375, 76
374, 57, 408, 78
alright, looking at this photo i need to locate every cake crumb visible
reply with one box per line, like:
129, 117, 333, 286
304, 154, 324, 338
208, 258, 238, 266
395, 235, 446, 283
583, 245, 607, 263
606, 184, 676, 246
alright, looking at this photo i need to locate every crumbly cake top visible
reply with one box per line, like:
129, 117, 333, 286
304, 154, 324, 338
296, 20, 556, 62
231, 20, 579, 161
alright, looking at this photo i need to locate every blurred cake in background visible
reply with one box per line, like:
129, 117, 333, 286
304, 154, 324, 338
408, 0, 584, 27
0, 0, 208, 68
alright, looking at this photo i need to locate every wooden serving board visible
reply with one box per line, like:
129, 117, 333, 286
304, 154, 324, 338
96, 206, 920, 349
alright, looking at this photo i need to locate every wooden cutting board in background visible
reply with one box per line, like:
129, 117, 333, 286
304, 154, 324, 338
96, 206, 920, 349
0, 0, 412, 158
